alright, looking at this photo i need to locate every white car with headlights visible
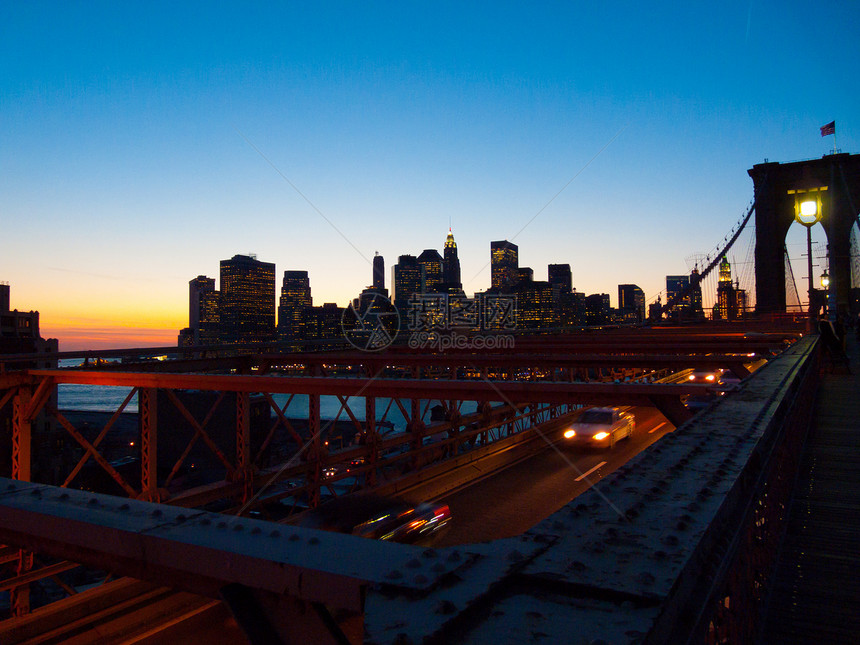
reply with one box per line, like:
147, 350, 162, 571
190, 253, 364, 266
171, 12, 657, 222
563, 407, 634, 448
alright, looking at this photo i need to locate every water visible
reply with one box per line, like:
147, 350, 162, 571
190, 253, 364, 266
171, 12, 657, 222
56, 360, 475, 429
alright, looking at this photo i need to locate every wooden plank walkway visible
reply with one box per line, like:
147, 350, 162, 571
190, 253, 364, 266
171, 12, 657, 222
759, 332, 860, 644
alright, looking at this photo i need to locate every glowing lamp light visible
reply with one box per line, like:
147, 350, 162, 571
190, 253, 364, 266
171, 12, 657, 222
794, 193, 823, 227
821, 270, 830, 288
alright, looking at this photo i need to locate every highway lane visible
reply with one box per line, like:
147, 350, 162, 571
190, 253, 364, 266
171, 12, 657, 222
436, 406, 674, 546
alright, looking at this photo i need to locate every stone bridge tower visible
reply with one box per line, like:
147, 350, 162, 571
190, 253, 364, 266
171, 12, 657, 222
749, 153, 860, 315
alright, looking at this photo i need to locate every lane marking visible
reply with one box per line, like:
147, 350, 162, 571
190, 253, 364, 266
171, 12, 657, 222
649, 421, 668, 434
575, 461, 607, 482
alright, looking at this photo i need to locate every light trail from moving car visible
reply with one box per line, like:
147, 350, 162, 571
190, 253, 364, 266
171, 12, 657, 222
435, 406, 674, 546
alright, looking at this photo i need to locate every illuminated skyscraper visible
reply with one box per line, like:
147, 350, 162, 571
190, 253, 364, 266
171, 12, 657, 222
443, 228, 462, 289
514, 280, 553, 329
278, 270, 312, 342
219, 254, 276, 344
715, 257, 738, 320
393, 254, 423, 312
417, 249, 444, 293
666, 275, 691, 319
490, 240, 518, 291
187, 275, 219, 345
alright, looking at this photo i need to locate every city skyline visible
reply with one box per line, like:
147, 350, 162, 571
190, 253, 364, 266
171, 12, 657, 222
3, 3, 855, 350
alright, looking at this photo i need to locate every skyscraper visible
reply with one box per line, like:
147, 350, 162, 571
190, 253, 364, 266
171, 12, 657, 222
443, 228, 462, 289
666, 274, 691, 319
490, 240, 518, 291
188, 275, 218, 345
219, 254, 276, 344
278, 270, 312, 342
393, 254, 423, 313
417, 249, 444, 293
372, 253, 385, 292
715, 257, 738, 320
618, 284, 645, 322
548, 264, 572, 295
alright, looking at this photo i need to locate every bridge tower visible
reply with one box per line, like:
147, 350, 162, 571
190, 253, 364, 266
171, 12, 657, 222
749, 153, 860, 315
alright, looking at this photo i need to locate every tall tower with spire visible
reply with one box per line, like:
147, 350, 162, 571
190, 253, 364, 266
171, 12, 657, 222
443, 228, 462, 289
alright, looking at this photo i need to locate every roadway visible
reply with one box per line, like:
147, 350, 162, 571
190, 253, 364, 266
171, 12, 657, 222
436, 406, 674, 546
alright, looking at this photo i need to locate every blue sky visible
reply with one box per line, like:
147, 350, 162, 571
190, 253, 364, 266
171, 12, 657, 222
2, 2, 856, 349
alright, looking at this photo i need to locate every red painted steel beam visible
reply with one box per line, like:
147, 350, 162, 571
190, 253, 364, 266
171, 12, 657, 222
27, 369, 710, 404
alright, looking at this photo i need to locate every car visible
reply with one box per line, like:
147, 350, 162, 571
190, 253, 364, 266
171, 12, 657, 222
296, 494, 452, 545
563, 407, 634, 448
687, 369, 724, 384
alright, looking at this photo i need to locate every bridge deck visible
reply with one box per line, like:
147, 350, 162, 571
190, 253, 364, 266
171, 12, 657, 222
759, 333, 860, 644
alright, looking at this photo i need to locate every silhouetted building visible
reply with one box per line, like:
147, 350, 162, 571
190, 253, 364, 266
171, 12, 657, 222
618, 284, 645, 323
308, 303, 344, 347
183, 275, 220, 346
219, 254, 276, 344
0, 283, 59, 482
689, 268, 704, 319
417, 249, 444, 294
278, 271, 312, 342
372, 253, 385, 292
491, 240, 518, 291
584, 293, 611, 325
443, 229, 462, 290
548, 264, 572, 295
393, 255, 423, 313
666, 275, 691, 320
516, 267, 534, 285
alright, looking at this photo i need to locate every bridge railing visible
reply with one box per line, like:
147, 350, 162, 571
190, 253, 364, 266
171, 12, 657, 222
645, 334, 820, 644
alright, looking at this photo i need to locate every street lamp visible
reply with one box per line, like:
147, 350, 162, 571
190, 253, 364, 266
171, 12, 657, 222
793, 192, 823, 322
820, 270, 830, 289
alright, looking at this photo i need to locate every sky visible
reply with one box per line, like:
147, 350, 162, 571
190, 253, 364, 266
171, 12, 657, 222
2, 2, 857, 351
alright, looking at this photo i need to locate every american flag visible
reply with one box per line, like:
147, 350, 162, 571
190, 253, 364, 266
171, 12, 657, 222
820, 121, 835, 137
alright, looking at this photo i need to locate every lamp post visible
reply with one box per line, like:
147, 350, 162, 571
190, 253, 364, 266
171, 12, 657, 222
821, 269, 830, 316
795, 197, 822, 326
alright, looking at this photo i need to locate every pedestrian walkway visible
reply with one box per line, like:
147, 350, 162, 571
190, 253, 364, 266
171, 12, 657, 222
758, 333, 860, 644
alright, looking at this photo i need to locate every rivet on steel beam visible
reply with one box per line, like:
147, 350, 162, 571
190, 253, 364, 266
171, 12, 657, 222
506, 550, 524, 562
435, 600, 456, 615
152, 509, 163, 517
88, 498, 99, 506
251, 527, 261, 535
413, 574, 428, 584
119, 503, 130, 510
200, 518, 211, 526
217, 521, 227, 529
385, 570, 403, 580
6, 483, 16, 491
431, 562, 446, 573
30, 489, 41, 497
269, 530, 281, 538
422, 549, 437, 559
446, 551, 461, 563
406, 558, 421, 569
176, 514, 187, 522
289, 534, 300, 541
58, 492, 69, 500
308, 536, 320, 545
233, 524, 243, 531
